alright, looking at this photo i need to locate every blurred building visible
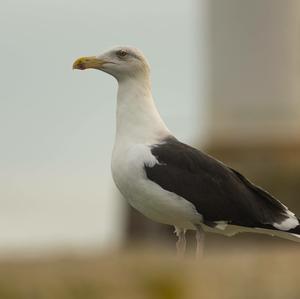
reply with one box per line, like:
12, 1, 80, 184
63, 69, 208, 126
126, 0, 300, 243
205, 0, 300, 215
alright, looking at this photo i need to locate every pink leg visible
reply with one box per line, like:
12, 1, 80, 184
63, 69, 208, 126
195, 225, 205, 259
174, 226, 186, 258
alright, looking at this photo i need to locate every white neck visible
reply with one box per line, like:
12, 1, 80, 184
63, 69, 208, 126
115, 76, 170, 145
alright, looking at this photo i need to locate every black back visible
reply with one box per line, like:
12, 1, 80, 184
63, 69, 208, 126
145, 136, 288, 228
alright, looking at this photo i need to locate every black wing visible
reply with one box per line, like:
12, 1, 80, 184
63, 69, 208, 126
144, 136, 288, 229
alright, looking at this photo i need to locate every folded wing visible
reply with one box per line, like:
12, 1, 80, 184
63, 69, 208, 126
144, 136, 299, 232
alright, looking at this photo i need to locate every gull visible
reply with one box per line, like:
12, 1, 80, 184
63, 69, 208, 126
73, 46, 300, 257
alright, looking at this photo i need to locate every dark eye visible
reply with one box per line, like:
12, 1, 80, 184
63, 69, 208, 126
116, 50, 128, 58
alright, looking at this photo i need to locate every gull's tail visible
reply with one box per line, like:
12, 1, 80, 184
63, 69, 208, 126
255, 225, 300, 243
204, 220, 300, 243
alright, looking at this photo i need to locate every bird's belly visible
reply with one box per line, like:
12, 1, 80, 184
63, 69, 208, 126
128, 184, 200, 229
112, 166, 201, 229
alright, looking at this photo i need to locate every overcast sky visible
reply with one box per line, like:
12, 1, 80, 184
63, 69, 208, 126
0, 0, 207, 253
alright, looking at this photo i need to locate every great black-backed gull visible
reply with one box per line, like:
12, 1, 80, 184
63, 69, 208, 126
73, 46, 300, 257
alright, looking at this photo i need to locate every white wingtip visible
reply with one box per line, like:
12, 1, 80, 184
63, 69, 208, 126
273, 210, 299, 231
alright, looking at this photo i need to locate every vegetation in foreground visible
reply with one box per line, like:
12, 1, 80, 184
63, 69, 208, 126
0, 244, 299, 299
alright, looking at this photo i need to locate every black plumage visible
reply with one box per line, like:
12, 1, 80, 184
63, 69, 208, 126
145, 136, 300, 234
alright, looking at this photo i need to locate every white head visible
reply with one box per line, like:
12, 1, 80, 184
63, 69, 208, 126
73, 46, 150, 82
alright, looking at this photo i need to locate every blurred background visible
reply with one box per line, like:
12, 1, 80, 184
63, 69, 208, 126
1, 0, 300, 298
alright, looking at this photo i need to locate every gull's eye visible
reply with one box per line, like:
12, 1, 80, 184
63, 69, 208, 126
116, 50, 128, 58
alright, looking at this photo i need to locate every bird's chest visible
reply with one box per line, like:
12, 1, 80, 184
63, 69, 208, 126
111, 143, 156, 199
112, 144, 165, 221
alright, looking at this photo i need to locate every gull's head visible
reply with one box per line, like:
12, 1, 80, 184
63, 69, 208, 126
72, 46, 150, 81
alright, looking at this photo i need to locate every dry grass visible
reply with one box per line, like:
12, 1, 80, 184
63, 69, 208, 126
0, 244, 299, 299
